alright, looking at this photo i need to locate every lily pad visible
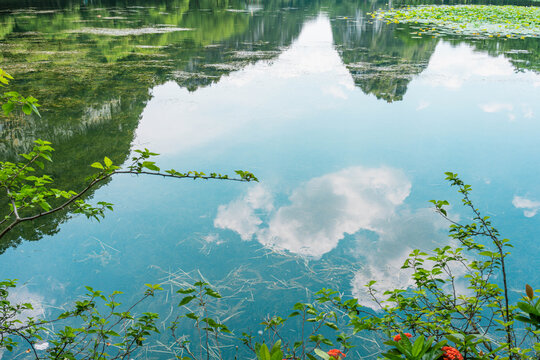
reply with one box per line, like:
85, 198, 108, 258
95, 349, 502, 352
371, 5, 540, 38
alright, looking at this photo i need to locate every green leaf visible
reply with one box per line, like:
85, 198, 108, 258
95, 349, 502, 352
104, 157, 113, 168
177, 288, 196, 294
142, 161, 160, 171
91, 162, 104, 169
411, 335, 424, 357
2, 102, 14, 115
257, 344, 271, 360
314, 348, 330, 360
21, 104, 32, 115
205, 288, 222, 298
518, 302, 540, 316
270, 339, 281, 354
178, 295, 196, 307
324, 322, 339, 330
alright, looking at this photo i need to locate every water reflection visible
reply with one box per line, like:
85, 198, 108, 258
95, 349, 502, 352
0, 1, 539, 355
215, 166, 412, 257
332, 17, 438, 102
134, 15, 354, 154
1, 0, 539, 252
214, 166, 454, 309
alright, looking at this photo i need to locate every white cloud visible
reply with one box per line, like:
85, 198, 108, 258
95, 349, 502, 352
512, 195, 540, 217
350, 207, 452, 307
0, 287, 45, 359
7, 286, 45, 320
202, 233, 222, 244
522, 105, 534, 119
257, 167, 411, 257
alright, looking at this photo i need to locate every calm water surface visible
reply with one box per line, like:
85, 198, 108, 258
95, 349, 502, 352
1, 0, 539, 357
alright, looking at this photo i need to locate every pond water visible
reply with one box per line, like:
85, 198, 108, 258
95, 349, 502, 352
1, 0, 539, 357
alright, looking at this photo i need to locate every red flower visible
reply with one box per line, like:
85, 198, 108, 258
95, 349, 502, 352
327, 349, 346, 359
393, 333, 412, 341
442, 346, 463, 360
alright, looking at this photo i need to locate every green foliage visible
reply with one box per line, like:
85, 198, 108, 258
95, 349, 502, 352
0, 68, 41, 117
170, 281, 232, 360
255, 340, 284, 360
241, 297, 353, 360
515, 285, 540, 330
0, 279, 161, 360
382, 335, 445, 360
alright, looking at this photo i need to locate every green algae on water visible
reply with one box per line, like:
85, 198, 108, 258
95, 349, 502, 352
371, 5, 540, 38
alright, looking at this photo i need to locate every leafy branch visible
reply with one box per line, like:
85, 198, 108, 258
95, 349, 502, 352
0, 141, 258, 240
0, 68, 40, 117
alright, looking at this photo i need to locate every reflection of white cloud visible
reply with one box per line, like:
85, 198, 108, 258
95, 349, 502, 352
416, 100, 430, 110
0, 287, 45, 359
350, 208, 450, 307
324, 85, 349, 99
215, 166, 451, 309
215, 166, 411, 257
480, 103, 513, 113
7, 286, 45, 320
203, 233, 223, 244
257, 167, 411, 257
522, 105, 534, 119
214, 185, 273, 240
512, 196, 540, 217
479, 103, 534, 122
421, 42, 515, 90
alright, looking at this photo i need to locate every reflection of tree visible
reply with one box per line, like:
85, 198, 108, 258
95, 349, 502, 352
453, 36, 540, 74
331, 17, 438, 102
0, 0, 320, 150
0, 87, 150, 253
0, 0, 314, 252
327, 0, 540, 101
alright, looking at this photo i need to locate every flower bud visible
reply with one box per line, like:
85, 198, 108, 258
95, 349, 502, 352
526, 284, 534, 300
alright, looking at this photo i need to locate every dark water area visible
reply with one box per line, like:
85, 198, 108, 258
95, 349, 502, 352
0, 0, 539, 358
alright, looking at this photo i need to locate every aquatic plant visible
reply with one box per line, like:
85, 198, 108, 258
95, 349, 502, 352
371, 5, 540, 39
